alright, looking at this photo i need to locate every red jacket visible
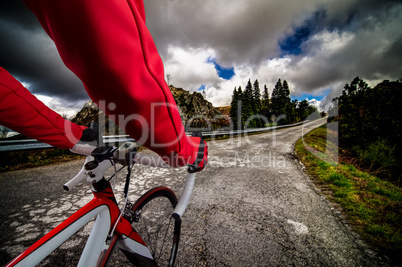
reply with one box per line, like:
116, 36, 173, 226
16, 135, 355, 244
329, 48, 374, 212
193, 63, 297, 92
0, 67, 83, 149
1, 0, 207, 169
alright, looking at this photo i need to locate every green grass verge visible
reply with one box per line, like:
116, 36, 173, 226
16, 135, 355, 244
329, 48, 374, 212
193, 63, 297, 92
0, 148, 84, 172
295, 124, 402, 264
0, 144, 149, 173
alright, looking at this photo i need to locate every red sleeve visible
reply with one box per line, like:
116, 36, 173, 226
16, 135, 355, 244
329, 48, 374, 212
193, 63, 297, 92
22, 0, 197, 166
0, 67, 83, 149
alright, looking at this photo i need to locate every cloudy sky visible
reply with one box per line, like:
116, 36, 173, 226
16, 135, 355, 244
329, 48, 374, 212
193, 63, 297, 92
1, 0, 401, 115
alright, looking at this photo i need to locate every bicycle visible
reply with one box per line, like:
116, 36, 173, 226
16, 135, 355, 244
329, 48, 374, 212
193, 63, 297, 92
6, 141, 198, 266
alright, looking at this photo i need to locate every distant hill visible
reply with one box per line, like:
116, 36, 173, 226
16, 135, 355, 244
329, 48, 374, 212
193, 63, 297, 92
218, 106, 231, 116
71, 100, 103, 127
169, 86, 222, 120
71, 85, 228, 133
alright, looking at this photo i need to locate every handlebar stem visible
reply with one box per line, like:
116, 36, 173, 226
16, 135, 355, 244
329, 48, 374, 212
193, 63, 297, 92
85, 159, 114, 186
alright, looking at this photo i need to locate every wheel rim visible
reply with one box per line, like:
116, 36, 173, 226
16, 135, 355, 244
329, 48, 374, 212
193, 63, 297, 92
132, 188, 180, 266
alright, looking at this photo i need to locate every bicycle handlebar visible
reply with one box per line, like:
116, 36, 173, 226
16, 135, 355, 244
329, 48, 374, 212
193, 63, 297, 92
133, 152, 197, 220
66, 143, 197, 219
172, 172, 196, 220
70, 143, 97, 156
63, 156, 93, 191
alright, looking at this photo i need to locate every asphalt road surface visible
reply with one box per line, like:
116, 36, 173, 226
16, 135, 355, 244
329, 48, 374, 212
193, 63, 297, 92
0, 118, 388, 266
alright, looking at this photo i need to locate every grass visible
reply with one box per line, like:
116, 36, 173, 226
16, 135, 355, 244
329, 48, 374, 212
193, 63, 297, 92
0, 144, 148, 173
295, 124, 402, 265
0, 148, 84, 172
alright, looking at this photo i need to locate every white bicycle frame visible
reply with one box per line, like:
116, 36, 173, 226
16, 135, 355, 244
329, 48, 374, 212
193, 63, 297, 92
12, 205, 112, 267
7, 143, 196, 267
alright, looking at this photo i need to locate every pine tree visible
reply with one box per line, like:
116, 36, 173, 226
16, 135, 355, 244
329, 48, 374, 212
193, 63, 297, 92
283, 80, 290, 99
261, 84, 270, 124
262, 85, 270, 108
230, 87, 239, 129
253, 79, 261, 113
280, 80, 292, 124
242, 81, 254, 128
271, 78, 292, 123
285, 99, 298, 124
297, 99, 309, 121
244, 79, 253, 104
252, 80, 263, 127
237, 86, 243, 129
237, 86, 243, 98
271, 78, 283, 117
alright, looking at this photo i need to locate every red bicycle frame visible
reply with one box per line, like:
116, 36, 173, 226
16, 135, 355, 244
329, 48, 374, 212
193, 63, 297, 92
6, 142, 196, 267
7, 179, 155, 267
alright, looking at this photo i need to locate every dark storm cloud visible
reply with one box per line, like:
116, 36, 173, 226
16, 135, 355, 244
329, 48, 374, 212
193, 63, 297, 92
144, 0, 401, 64
144, 0, 321, 66
295, 0, 402, 95
0, 0, 87, 102
1, 0, 401, 109
142, 0, 402, 108
0, 0, 37, 30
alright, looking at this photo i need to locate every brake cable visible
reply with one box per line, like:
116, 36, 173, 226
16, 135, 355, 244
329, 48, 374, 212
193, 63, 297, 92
108, 157, 135, 240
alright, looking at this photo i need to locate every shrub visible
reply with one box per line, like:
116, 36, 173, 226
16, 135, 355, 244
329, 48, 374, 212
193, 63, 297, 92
354, 139, 398, 179
333, 78, 401, 183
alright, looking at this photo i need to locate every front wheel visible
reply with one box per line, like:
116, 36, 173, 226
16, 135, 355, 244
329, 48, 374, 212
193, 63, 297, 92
131, 187, 181, 266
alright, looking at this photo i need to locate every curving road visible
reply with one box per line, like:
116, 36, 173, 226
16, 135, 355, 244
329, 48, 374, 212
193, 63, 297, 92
0, 118, 386, 266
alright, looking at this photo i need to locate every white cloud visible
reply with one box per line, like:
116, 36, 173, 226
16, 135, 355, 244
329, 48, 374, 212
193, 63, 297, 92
308, 99, 321, 111
146, 0, 324, 65
2, 0, 401, 113
204, 64, 254, 107
200, 30, 355, 107
34, 94, 85, 118
153, 0, 402, 110
163, 45, 258, 107
164, 46, 218, 91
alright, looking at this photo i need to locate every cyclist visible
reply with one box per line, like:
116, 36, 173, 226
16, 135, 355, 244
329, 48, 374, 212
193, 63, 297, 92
0, 0, 207, 172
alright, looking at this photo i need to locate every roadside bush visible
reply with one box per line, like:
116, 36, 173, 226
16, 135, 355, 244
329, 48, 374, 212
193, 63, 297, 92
327, 116, 338, 123
295, 125, 402, 264
277, 117, 288, 126
354, 139, 398, 179
0, 148, 82, 172
333, 77, 401, 183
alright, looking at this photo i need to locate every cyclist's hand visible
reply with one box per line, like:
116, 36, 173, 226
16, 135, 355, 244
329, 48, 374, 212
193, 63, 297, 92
187, 133, 208, 173
77, 122, 103, 146
80, 127, 97, 142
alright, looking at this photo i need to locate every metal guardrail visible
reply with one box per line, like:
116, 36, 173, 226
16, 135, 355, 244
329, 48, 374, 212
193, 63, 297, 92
0, 121, 308, 152
0, 136, 136, 152
200, 121, 306, 137
0, 139, 54, 152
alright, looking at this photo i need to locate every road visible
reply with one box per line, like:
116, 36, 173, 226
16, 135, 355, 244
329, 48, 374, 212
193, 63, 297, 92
0, 118, 386, 266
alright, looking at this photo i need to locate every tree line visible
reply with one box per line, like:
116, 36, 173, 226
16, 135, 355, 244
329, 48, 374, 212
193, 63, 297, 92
230, 78, 320, 129
329, 77, 401, 182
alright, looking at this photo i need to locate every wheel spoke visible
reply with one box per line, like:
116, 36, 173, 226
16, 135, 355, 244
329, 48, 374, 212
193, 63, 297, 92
131, 187, 180, 266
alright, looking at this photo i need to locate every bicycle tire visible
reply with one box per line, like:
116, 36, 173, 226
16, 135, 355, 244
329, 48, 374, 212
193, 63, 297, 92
130, 187, 180, 267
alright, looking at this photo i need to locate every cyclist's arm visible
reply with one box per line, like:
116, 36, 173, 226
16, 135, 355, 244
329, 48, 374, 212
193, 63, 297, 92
23, 0, 208, 170
0, 67, 83, 149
